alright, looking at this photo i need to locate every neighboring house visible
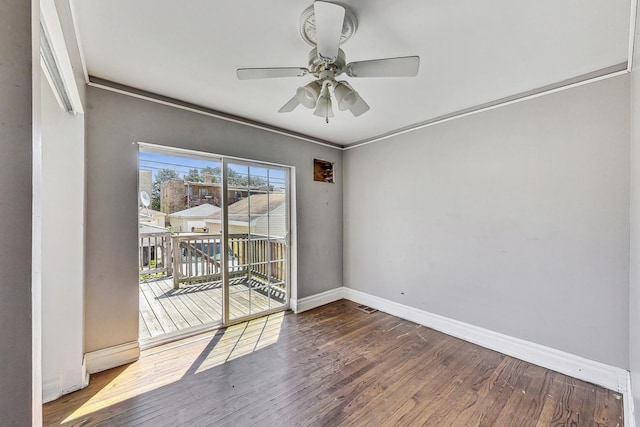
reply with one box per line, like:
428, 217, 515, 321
206, 193, 286, 236
139, 169, 152, 198
139, 207, 167, 227
167, 203, 222, 232
160, 174, 251, 215
160, 178, 190, 214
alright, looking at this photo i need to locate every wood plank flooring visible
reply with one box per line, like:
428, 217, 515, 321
43, 300, 624, 426
139, 278, 285, 340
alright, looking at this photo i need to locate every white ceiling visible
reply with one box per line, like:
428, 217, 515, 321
71, 0, 632, 147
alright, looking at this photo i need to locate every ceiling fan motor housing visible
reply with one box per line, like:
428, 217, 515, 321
236, 1, 418, 119
308, 48, 346, 77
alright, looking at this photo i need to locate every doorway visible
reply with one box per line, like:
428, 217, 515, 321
223, 161, 289, 322
137, 144, 291, 346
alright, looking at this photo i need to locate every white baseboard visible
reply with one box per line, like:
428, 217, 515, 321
342, 287, 629, 393
84, 341, 140, 374
42, 374, 86, 404
625, 374, 636, 427
294, 286, 635, 424
42, 377, 60, 404
82, 357, 89, 387
290, 286, 635, 424
292, 287, 345, 313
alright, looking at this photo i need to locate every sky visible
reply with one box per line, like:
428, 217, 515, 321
138, 151, 286, 188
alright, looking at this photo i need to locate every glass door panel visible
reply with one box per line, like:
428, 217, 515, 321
225, 161, 289, 322
138, 146, 224, 344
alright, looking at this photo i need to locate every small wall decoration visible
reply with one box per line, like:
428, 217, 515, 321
314, 158, 334, 183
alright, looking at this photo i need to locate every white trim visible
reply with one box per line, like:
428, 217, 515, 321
83, 341, 140, 374
39, 59, 66, 112
40, 0, 83, 113
32, 0, 43, 420
341, 287, 630, 394
138, 141, 294, 171
81, 357, 89, 387
344, 67, 629, 151
67, 0, 637, 150
625, 374, 637, 427
295, 287, 633, 397
288, 169, 298, 309
88, 80, 340, 151
292, 287, 345, 313
67, 0, 89, 83
139, 322, 221, 351
42, 376, 84, 404
42, 377, 59, 404
94, 66, 630, 153
629, 0, 638, 72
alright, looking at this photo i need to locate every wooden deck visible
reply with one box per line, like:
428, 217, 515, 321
44, 300, 625, 426
139, 277, 286, 341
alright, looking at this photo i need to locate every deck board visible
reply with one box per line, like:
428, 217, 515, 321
138, 278, 285, 341
138, 313, 151, 340
141, 282, 178, 334
149, 282, 203, 328
147, 280, 191, 330
138, 285, 166, 337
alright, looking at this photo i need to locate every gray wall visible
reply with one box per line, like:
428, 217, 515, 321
344, 76, 630, 368
85, 87, 343, 352
0, 1, 34, 425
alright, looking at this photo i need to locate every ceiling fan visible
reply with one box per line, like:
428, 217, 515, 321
236, 1, 420, 122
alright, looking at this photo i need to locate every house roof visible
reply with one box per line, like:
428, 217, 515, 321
168, 203, 221, 218
139, 223, 169, 234
139, 207, 166, 218
208, 193, 285, 224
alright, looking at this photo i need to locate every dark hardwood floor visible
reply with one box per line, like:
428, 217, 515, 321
43, 300, 624, 426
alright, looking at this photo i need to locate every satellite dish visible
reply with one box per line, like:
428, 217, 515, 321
140, 191, 151, 207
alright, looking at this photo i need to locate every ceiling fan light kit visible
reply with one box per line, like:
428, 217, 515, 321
313, 83, 335, 121
297, 81, 322, 108
333, 81, 358, 111
237, 1, 420, 121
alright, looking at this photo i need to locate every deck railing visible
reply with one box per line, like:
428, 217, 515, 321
228, 234, 287, 285
139, 231, 173, 278
172, 234, 224, 288
171, 233, 287, 289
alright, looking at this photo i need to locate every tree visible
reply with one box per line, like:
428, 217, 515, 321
203, 166, 267, 187
151, 169, 179, 210
183, 168, 202, 183
201, 166, 219, 183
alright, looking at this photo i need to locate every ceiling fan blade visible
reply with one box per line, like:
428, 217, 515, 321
278, 96, 300, 113
314, 1, 345, 62
349, 96, 370, 117
236, 67, 308, 80
346, 56, 420, 78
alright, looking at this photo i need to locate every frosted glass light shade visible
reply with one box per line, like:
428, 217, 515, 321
333, 81, 359, 111
313, 93, 334, 118
296, 81, 322, 109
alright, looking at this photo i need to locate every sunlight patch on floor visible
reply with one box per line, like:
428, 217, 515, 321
194, 311, 284, 374
62, 311, 284, 424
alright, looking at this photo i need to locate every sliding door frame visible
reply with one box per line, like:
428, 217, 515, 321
221, 157, 291, 326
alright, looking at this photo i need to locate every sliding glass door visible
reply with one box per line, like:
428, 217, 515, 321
138, 144, 290, 345
223, 160, 289, 323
